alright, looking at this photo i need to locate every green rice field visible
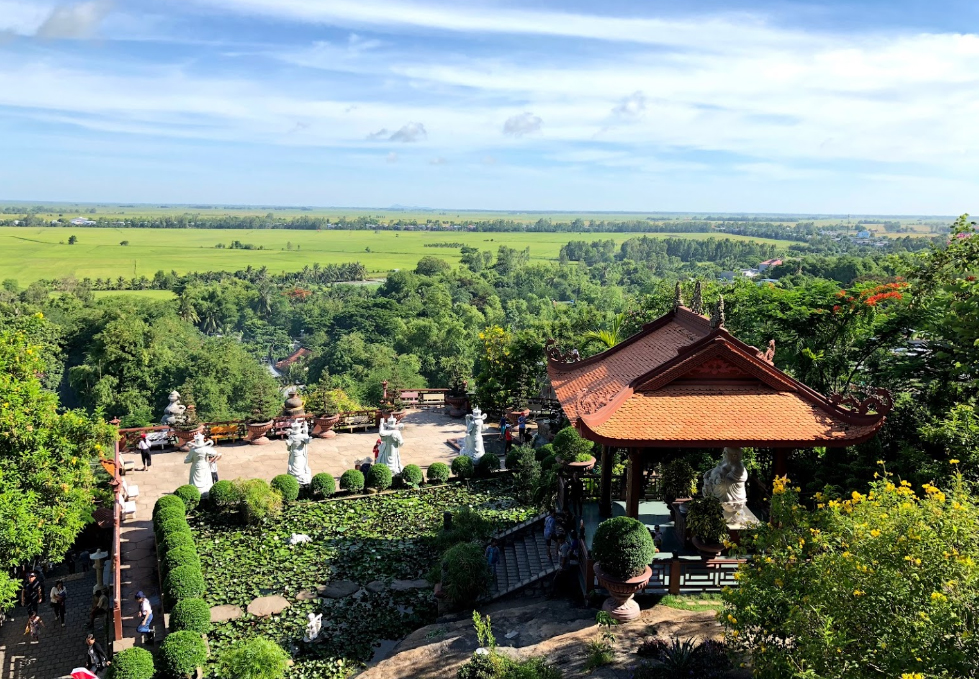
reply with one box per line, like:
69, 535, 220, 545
0, 227, 795, 283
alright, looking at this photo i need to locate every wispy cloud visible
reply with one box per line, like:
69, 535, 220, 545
36, 0, 113, 39
612, 91, 646, 120
503, 112, 542, 137
389, 122, 426, 142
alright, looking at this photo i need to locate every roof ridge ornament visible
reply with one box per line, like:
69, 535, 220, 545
545, 339, 581, 364
691, 280, 704, 315
828, 387, 893, 416
673, 281, 683, 310
756, 339, 775, 364
711, 295, 725, 329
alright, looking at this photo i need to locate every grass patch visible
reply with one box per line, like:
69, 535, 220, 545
656, 593, 724, 611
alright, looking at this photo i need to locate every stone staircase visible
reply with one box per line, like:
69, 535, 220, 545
482, 514, 561, 602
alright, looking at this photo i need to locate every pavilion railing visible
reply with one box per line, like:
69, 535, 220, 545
111, 439, 123, 644
581, 552, 746, 597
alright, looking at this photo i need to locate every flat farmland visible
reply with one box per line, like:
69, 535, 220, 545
0, 227, 794, 283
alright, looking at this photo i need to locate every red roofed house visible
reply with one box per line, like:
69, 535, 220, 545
757, 258, 783, 272
275, 347, 312, 372
547, 286, 890, 518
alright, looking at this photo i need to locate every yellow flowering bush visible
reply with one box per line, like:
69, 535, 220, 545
721, 467, 979, 678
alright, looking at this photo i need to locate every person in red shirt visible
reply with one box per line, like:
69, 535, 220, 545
372, 438, 382, 461
504, 426, 513, 454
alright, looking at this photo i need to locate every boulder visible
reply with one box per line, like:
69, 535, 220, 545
366, 580, 387, 593
390, 579, 430, 592
210, 604, 244, 623
247, 595, 291, 617
319, 581, 360, 599
296, 590, 319, 601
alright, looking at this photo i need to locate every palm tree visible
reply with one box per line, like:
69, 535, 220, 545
582, 313, 626, 350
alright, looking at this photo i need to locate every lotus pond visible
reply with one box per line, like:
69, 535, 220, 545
191, 479, 535, 678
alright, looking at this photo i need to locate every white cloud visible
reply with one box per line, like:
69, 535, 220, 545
36, 0, 113, 39
612, 91, 646, 119
503, 112, 542, 137
389, 122, 426, 142
366, 128, 389, 140
386, 151, 398, 162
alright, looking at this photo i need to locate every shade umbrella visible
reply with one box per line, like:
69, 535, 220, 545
70, 669, 98, 679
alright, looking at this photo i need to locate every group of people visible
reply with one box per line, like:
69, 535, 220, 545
499, 412, 531, 453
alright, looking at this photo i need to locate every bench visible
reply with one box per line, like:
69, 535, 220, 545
335, 411, 376, 433
146, 430, 172, 450
120, 478, 139, 501
207, 422, 243, 444
119, 495, 137, 520
399, 391, 420, 407
420, 392, 445, 407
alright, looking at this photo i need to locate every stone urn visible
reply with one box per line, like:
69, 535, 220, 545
246, 420, 274, 445
691, 535, 725, 561
556, 455, 596, 473
283, 390, 305, 419
594, 563, 652, 622
444, 393, 468, 418
174, 424, 204, 451
377, 407, 407, 426
312, 414, 340, 439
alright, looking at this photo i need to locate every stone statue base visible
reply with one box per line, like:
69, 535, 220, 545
721, 503, 760, 531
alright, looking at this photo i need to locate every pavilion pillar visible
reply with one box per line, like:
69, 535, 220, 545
626, 448, 643, 519
599, 446, 613, 518
773, 448, 790, 480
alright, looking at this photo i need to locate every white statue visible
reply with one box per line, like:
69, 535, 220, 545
303, 612, 323, 642
184, 433, 217, 495
286, 420, 313, 485
288, 533, 312, 546
703, 447, 748, 508
376, 415, 405, 474
162, 390, 186, 425
460, 407, 486, 460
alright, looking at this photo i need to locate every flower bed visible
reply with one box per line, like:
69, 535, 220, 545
191, 478, 534, 678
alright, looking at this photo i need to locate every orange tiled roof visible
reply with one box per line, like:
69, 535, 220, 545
548, 307, 887, 448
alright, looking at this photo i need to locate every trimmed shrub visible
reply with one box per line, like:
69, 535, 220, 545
218, 637, 290, 679
169, 597, 211, 635
401, 464, 423, 487
435, 506, 493, 550
686, 495, 728, 544
553, 426, 594, 462
155, 517, 191, 542
107, 646, 155, 679
505, 444, 532, 470
234, 479, 283, 525
162, 546, 201, 576
339, 469, 365, 492
660, 459, 697, 503
270, 474, 300, 502
540, 454, 558, 472
153, 495, 185, 518
441, 542, 491, 609
153, 506, 187, 531
535, 443, 555, 462
366, 463, 393, 490
451, 456, 474, 479
511, 446, 542, 505
427, 462, 451, 484
159, 630, 208, 679
591, 516, 656, 580
310, 472, 335, 498
475, 454, 500, 478
173, 484, 201, 512
161, 530, 195, 554
163, 565, 205, 608
209, 479, 241, 509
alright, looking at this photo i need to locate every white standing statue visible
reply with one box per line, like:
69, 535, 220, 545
376, 415, 405, 474
184, 432, 217, 495
304, 612, 323, 642
286, 420, 313, 486
703, 446, 749, 508
460, 407, 486, 460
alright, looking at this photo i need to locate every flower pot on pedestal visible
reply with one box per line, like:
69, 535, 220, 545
174, 425, 204, 452
556, 455, 596, 473
444, 394, 468, 418
691, 535, 725, 561
245, 420, 274, 445
312, 414, 340, 439
595, 563, 652, 622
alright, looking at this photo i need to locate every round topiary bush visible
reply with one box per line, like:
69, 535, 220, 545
401, 464, 423, 487
451, 455, 474, 479
441, 542, 491, 609
366, 463, 393, 490
153, 495, 186, 518
153, 506, 187, 531
476, 454, 500, 477
159, 630, 208, 679
169, 597, 212, 635
218, 637, 290, 679
209, 479, 241, 509
552, 426, 594, 462
161, 530, 195, 554
535, 443, 555, 462
163, 564, 205, 608
173, 484, 201, 512
236, 478, 284, 525
339, 469, 365, 492
270, 474, 300, 502
107, 646, 155, 679
155, 517, 191, 542
427, 462, 451, 484
310, 472, 335, 498
162, 546, 201, 576
591, 516, 656, 580
540, 454, 558, 471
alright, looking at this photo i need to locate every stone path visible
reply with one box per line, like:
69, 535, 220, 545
115, 409, 468, 653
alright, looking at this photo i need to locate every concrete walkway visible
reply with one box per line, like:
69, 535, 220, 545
115, 409, 468, 653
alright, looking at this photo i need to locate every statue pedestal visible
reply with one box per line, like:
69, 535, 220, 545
722, 503, 760, 545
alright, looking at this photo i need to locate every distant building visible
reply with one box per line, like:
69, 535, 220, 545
70, 217, 96, 225
740, 269, 760, 278
758, 258, 782, 271
856, 230, 872, 239
275, 347, 311, 372
756, 278, 779, 286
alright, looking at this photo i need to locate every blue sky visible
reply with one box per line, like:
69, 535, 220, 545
0, 0, 977, 214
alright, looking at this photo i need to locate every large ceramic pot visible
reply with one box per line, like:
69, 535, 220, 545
691, 535, 725, 561
378, 408, 407, 424
594, 563, 652, 622
313, 414, 341, 439
506, 408, 530, 425
556, 455, 596, 473
245, 420, 274, 445
173, 425, 204, 451
444, 394, 468, 418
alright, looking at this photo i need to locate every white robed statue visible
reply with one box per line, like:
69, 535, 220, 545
460, 407, 486, 460
703, 446, 758, 528
286, 420, 313, 485
184, 432, 217, 495
376, 415, 405, 474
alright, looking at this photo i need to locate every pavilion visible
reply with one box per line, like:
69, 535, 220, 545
547, 287, 891, 518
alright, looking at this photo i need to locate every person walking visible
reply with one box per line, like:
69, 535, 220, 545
543, 508, 558, 561
79, 550, 90, 573
88, 589, 109, 629
136, 433, 152, 471
209, 450, 223, 484
485, 539, 501, 581
517, 413, 527, 443
504, 425, 514, 455
498, 414, 507, 441
84, 633, 110, 675
50, 580, 67, 627
24, 610, 44, 642
135, 591, 154, 643
66, 549, 77, 575
22, 571, 43, 615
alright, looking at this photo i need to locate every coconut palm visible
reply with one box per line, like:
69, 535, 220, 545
583, 313, 626, 349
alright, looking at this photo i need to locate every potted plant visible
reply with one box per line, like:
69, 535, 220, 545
444, 363, 471, 418
244, 384, 279, 445
308, 387, 344, 439
661, 459, 697, 516
507, 403, 531, 426
686, 495, 728, 560
591, 516, 656, 622
552, 426, 596, 472
172, 404, 203, 451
